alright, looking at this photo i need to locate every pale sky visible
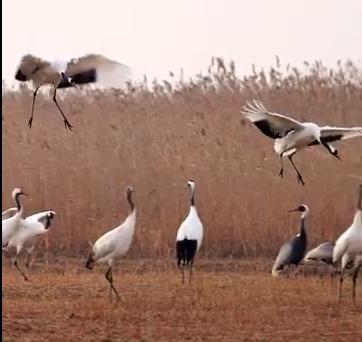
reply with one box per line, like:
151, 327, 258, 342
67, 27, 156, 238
2, 0, 362, 83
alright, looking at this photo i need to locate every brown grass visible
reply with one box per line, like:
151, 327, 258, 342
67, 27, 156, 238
2, 259, 362, 342
2, 57, 362, 341
2, 57, 362, 259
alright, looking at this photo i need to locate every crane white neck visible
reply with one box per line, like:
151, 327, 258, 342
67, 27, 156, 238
301, 207, 310, 220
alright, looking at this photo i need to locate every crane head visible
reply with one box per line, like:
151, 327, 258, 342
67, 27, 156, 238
289, 204, 309, 213
12, 188, 29, 199
329, 145, 342, 161
184, 179, 196, 189
125, 186, 139, 196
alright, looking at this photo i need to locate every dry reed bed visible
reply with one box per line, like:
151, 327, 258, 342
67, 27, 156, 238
2, 58, 362, 258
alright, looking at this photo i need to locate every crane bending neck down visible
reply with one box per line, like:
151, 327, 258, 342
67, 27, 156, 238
318, 138, 342, 161
126, 189, 135, 213
184, 180, 196, 207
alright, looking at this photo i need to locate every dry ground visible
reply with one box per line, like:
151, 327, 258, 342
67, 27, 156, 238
2, 259, 362, 342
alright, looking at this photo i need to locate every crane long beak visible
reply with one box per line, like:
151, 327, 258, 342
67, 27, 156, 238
183, 184, 189, 189
147, 189, 156, 196
22, 192, 29, 197
288, 208, 299, 213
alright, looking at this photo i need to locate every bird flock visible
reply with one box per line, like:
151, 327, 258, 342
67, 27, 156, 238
2, 53, 362, 303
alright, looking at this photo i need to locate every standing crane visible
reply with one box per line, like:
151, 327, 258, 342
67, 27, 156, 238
333, 183, 362, 303
272, 205, 309, 277
86, 186, 137, 300
176, 180, 204, 284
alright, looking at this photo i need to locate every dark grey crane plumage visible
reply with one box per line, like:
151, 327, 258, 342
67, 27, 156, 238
272, 205, 309, 277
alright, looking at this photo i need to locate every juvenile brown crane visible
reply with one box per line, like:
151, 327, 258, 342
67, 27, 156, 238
14, 54, 132, 130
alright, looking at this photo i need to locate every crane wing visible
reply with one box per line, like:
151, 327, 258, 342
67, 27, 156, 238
240, 99, 303, 139
65, 54, 132, 88
308, 126, 362, 146
2, 207, 18, 220
26, 211, 56, 224
15, 54, 51, 81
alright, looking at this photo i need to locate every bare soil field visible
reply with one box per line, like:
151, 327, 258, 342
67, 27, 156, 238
2, 259, 362, 342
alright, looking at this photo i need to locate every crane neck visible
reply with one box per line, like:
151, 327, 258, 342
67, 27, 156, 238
356, 185, 362, 211
300, 217, 307, 236
14, 193, 23, 213
126, 191, 135, 213
44, 215, 52, 230
189, 186, 195, 207
299, 210, 309, 237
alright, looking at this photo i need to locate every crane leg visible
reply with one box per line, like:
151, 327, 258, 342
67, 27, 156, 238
28, 85, 42, 129
189, 260, 194, 284
352, 265, 360, 305
278, 155, 284, 178
52, 89, 73, 131
25, 245, 35, 269
105, 266, 120, 300
178, 256, 185, 284
13, 253, 30, 282
329, 265, 336, 289
293, 266, 300, 278
338, 269, 344, 303
25, 252, 32, 269
288, 156, 305, 186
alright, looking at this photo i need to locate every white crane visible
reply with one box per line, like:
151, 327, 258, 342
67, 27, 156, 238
176, 179, 204, 284
3, 211, 56, 282
304, 241, 336, 266
2, 188, 28, 248
14, 53, 133, 130
240, 99, 362, 186
86, 186, 137, 300
333, 183, 362, 303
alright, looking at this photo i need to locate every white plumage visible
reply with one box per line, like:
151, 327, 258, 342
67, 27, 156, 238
304, 241, 336, 265
240, 99, 362, 186
176, 179, 204, 284
49, 59, 68, 75
2, 188, 28, 248
333, 183, 362, 303
86, 186, 137, 299
14, 53, 133, 130
2, 207, 18, 220
3, 211, 56, 281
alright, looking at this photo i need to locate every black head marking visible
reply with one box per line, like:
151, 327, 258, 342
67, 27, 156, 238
15, 69, 28, 81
